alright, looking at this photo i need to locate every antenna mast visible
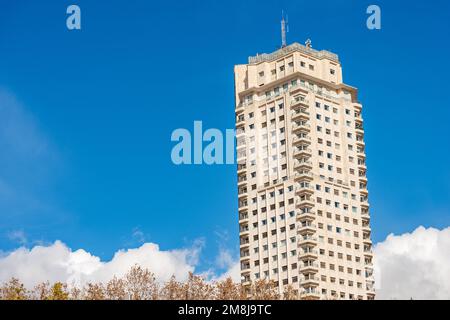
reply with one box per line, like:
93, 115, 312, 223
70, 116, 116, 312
281, 11, 288, 48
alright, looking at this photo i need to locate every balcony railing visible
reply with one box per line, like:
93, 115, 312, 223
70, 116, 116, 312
238, 200, 248, 208
299, 275, 320, 283
292, 122, 311, 132
300, 261, 319, 271
237, 164, 247, 171
293, 135, 311, 144
239, 225, 249, 233
298, 235, 317, 244
300, 248, 318, 256
238, 188, 247, 195
239, 213, 248, 221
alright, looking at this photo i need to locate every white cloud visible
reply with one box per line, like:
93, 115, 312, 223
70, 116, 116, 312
0, 88, 54, 163
2, 225, 449, 299
374, 226, 450, 300
213, 248, 240, 282
0, 240, 202, 288
216, 262, 240, 282
7, 230, 27, 245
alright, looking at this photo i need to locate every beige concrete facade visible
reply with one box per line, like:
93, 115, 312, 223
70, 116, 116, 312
235, 42, 375, 300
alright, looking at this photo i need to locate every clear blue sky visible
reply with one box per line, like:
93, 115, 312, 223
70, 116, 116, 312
0, 0, 449, 274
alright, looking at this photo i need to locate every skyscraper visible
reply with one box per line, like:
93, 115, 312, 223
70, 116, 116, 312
234, 41, 374, 300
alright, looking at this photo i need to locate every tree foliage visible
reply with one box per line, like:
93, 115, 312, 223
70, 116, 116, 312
0, 265, 298, 300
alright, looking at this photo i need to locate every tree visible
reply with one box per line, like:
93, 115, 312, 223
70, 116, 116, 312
106, 277, 127, 300
249, 279, 279, 300
159, 275, 183, 300
49, 282, 69, 300
124, 265, 158, 300
83, 282, 105, 300
283, 285, 299, 300
0, 278, 29, 300
180, 272, 215, 300
31, 282, 51, 300
214, 278, 246, 300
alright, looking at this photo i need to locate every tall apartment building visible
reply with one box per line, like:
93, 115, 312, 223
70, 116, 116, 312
234, 41, 374, 300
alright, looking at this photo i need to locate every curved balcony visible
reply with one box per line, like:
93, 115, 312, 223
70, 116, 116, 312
291, 109, 310, 121
300, 288, 320, 300
295, 183, 314, 195
293, 147, 312, 158
299, 261, 319, 273
363, 236, 372, 245
297, 210, 315, 220
238, 187, 248, 199
298, 235, 317, 246
358, 174, 368, 184
237, 163, 247, 174
292, 122, 311, 133
239, 236, 250, 248
355, 124, 364, 135
299, 275, 320, 286
294, 171, 314, 182
236, 126, 245, 137
292, 134, 311, 146
239, 223, 249, 236
240, 262, 251, 271
291, 97, 309, 108
295, 197, 315, 208
356, 139, 365, 147
237, 175, 247, 187
299, 248, 318, 259
298, 222, 316, 235
240, 249, 250, 261
362, 223, 371, 233
238, 200, 248, 212
294, 159, 313, 170
238, 212, 249, 222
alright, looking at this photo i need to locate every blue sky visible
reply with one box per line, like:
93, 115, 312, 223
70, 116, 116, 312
0, 0, 449, 275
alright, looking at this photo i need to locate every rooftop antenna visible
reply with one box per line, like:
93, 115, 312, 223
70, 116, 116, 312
281, 10, 288, 48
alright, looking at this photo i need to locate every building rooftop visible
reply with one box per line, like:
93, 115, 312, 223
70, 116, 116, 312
248, 42, 339, 64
